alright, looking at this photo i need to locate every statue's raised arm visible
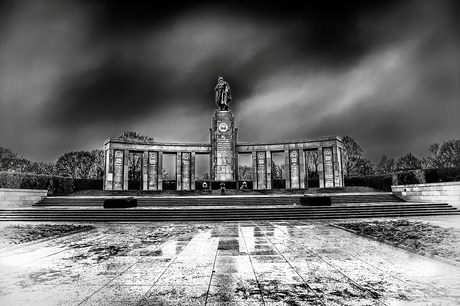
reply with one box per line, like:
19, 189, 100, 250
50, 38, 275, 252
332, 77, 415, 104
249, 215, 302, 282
214, 76, 232, 111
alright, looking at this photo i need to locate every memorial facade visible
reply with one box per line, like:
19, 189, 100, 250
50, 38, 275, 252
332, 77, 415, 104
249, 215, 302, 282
104, 77, 344, 191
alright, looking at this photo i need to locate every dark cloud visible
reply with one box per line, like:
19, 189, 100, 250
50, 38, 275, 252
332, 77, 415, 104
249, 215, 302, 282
1, 0, 459, 163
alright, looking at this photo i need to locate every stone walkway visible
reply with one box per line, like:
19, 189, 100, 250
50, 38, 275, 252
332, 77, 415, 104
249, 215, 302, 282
0, 217, 459, 305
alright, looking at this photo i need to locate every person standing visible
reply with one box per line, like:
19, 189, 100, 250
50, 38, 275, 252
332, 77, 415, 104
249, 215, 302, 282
220, 181, 226, 195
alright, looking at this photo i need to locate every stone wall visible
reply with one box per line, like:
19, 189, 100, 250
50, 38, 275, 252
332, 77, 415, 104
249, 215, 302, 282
392, 182, 460, 208
0, 188, 48, 208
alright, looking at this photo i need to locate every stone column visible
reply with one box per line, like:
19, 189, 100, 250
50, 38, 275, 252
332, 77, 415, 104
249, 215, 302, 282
104, 148, 114, 190
191, 152, 196, 190
257, 152, 267, 189
158, 152, 163, 190
290, 149, 300, 189
148, 151, 158, 190
332, 147, 341, 187
176, 153, 182, 190
323, 147, 334, 188
299, 149, 306, 189
234, 129, 239, 188
266, 151, 272, 189
284, 149, 291, 188
123, 149, 129, 190
113, 149, 124, 190
142, 151, 148, 190
318, 148, 324, 188
182, 152, 191, 190
252, 151, 257, 189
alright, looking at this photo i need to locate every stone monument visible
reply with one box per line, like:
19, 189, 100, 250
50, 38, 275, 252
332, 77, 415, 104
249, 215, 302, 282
211, 77, 237, 181
103, 76, 345, 191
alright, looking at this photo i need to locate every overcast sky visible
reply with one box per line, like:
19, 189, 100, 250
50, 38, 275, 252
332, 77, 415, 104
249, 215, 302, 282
1, 0, 459, 164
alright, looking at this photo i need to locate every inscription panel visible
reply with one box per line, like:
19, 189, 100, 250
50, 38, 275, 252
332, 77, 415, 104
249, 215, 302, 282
324, 148, 334, 188
113, 150, 124, 190
257, 151, 266, 189
290, 150, 300, 188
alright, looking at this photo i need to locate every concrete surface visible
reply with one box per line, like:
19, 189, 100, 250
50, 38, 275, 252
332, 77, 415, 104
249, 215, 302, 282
0, 216, 459, 305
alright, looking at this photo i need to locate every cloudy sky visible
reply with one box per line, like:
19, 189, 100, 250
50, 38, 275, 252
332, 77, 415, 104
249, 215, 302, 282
1, 0, 459, 164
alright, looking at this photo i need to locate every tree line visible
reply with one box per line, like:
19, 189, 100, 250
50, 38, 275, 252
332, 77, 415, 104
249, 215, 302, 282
343, 136, 460, 177
0, 131, 153, 179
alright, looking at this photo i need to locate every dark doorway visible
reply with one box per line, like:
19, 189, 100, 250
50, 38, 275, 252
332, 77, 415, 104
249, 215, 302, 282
305, 150, 319, 188
271, 152, 285, 189
195, 153, 210, 189
128, 151, 142, 190
162, 153, 176, 190
238, 153, 253, 188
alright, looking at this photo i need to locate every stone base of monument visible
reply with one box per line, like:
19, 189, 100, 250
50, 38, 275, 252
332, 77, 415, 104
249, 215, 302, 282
104, 198, 137, 208
300, 196, 331, 206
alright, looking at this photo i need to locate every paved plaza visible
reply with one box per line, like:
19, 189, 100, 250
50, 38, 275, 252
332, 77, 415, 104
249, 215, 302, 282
0, 216, 459, 305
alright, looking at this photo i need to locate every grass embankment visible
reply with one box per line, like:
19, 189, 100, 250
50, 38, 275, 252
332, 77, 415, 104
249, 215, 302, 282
0, 224, 95, 247
334, 219, 460, 263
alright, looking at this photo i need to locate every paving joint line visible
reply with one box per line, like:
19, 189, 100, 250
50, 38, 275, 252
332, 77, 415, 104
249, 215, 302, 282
259, 221, 326, 306
272, 220, 387, 305
139, 227, 201, 301
240, 221, 266, 306
300, 220, 416, 286
204, 223, 222, 305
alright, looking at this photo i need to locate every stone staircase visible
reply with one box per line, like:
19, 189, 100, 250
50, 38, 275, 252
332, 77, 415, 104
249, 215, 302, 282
0, 191, 458, 221
0, 203, 458, 222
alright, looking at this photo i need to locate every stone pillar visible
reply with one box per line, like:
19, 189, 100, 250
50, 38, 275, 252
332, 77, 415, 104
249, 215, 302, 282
113, 149, 124, 190
290, 149, 300, 189
148, 151, 158, 190
211, 110, 236, 181
252, 151, 257, 189
158, 151, 163, 190
142, 151, 148, 190
299, 149, 306, 189
104, 148, 114, 190
176, 153, 182, 190
332, 147, 343, 187
182, 152, 191, 190
318, 148, 324, 188
323, 147, 334, 188
284, 149, 291, 188
266, 150, 272, 190
123, 149, 129, 190
256, 152, 267, 189
191, 152, 196, 190
339, 147, 344, 187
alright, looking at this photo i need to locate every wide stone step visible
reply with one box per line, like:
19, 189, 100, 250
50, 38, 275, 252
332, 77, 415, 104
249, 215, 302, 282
34, 193, 403, 207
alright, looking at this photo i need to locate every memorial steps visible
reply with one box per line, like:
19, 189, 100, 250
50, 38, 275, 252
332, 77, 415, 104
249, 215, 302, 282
0, 192, 458, 221
0, 203, 458, 222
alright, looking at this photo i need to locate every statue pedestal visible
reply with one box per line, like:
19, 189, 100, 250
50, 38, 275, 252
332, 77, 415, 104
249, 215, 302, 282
211, 110, 237, 181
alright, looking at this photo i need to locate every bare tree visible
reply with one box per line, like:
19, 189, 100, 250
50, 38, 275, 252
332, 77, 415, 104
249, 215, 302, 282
342, 136, 364, 176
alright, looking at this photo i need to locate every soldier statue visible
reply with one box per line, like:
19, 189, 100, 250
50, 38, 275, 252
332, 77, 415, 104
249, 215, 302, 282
214, 76, 232, 110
